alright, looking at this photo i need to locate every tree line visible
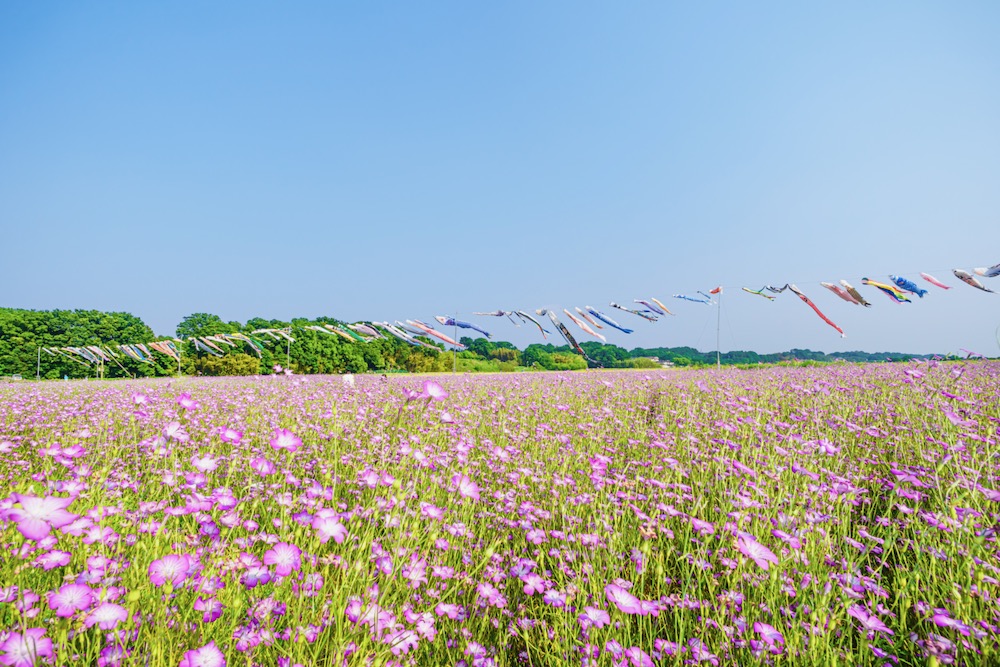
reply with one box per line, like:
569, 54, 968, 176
0, 309, 451, 379
0, 307, 938, 380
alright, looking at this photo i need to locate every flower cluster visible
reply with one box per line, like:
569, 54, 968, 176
1, 361, 999, 666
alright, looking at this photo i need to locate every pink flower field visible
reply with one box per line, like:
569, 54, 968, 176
1, 362, 999, 666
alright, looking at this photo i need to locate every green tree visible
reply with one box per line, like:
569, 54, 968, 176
465, 337, 496, 359
522, 345, 554, 369
194, 353, 261, 376
176, 313, 238, 338
580, 342, 630, 368
0, 308, 157, 379
628, 357, 661, 369
549, 352, 588, 370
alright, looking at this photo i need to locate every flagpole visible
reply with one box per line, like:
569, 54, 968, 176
716, 289, 722, 370
453, 312, 458, 374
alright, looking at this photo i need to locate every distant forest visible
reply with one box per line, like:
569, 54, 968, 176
0, 307, 949, 380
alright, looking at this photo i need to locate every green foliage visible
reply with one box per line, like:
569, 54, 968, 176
193, 353, 261, 376
2, 307, 953, 380
627, 357, 662, 369
549, 352, 587, 370
463, 337, 494, 358
462, 338, 522, 365
516, 344, 588, 371
521, 344, 554, 369
580, 342, 631, 368
288, 329, 367, 374
246, 317, 291, 331
491, 346, 520, 364
455, 357, 501, 372
630, 346, 935, 366
175, 313, 238, 338
0, 307, 155, 379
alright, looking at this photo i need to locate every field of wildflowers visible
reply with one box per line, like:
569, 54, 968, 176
1, 361, 999, 666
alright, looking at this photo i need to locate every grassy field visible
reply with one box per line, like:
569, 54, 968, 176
1, 361, 998, 666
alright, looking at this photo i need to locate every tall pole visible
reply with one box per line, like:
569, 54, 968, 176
36, 347, 41, 380
286, 329, 291, 369
453, 312, 458, 374
716, 290, 722, 370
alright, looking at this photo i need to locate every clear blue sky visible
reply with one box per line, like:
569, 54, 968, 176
2, 2, 998, 355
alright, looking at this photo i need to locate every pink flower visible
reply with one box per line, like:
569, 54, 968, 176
219, 427, 242, 444
148, 554, 192, 587
7, 495, 78, 541
754, 622, 785, 647
0, 629, 53, 667
361, 605, 399, 636
176, 393, 199, 411
736, 535, 779, 570
687, 638, 719, 665
817, 439, 841, 455
384, 629, 419, 656
624, 647, 654, 667
345, 598, 362, 624
435, 602, 463, 620
34, 550, 71, 570
178, 640, 225, 667
270, 428, 302, 453
847, 605, 894, 635
771, 529, 803, 549
263, 542, 301, 576
521, 573, 546, 596
691, 518, 715, 536
604, 583, 643, 615
525, 528, 546, 544
932, 613, 971, 635
638, 600, 660, 616
60, 445, 85, 459
979, 487, 1000, 502
98, 645, 129, 667
193, 597, 224, 623
421, 381, 448, 401
84, 602, 129, 630
250, 457, 275, 476
432, 565, 454, 579
190, 455, 218, 473
47, 584, 93, 617
578, 606, 611, 630
451, 474, 480, 501
163, 421, 189, 442
543, 590, 567, 608
476, 582, 506, 608
13, 590, 38, 615
420, 503, 445, 520
312, 515, 347, 544
402, 557, 427, 588
412, 612, 436, 640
